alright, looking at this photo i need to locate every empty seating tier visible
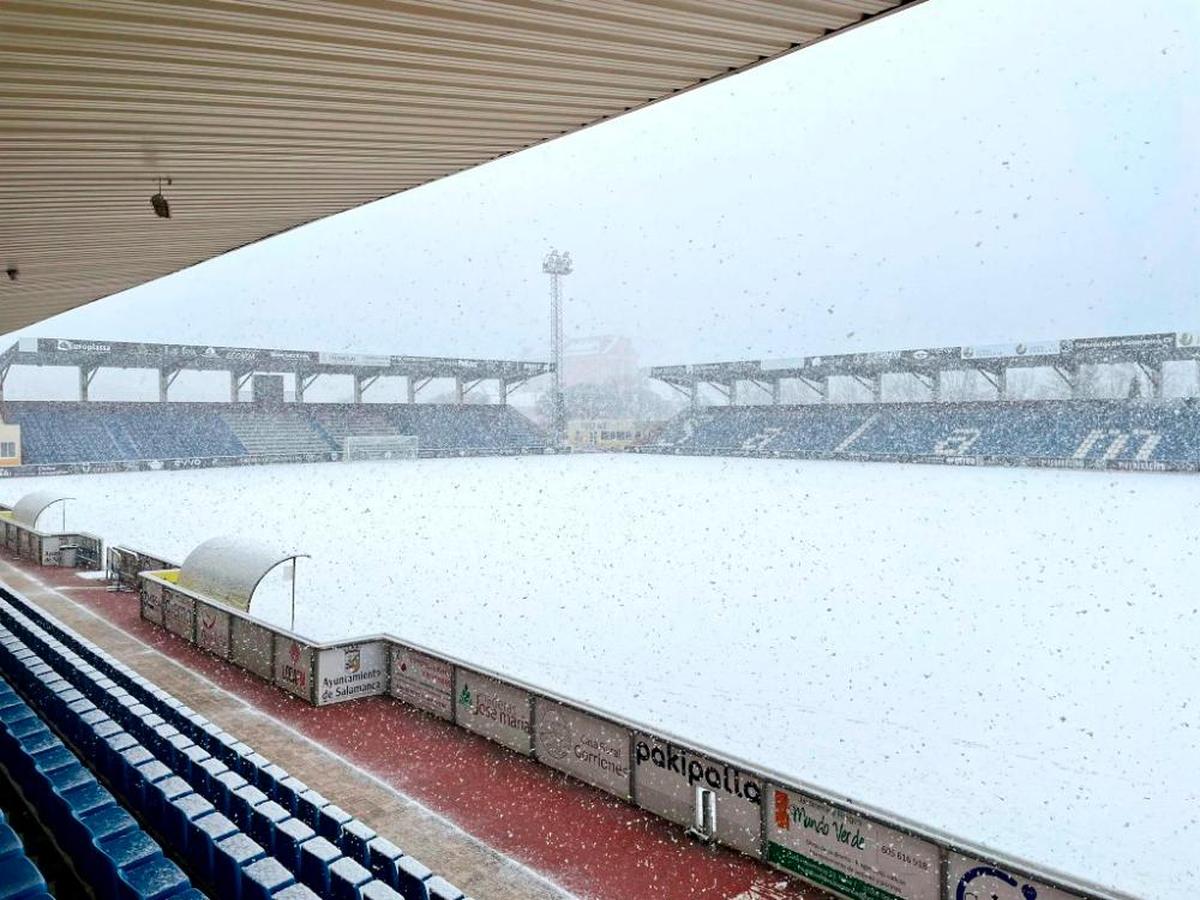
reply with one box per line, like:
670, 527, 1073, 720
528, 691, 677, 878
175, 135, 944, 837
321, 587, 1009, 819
0, 583, 467, 900
649, 399, 1200, 466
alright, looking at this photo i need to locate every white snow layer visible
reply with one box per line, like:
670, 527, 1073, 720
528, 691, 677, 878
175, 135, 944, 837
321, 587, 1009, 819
7, 455, 1196, 899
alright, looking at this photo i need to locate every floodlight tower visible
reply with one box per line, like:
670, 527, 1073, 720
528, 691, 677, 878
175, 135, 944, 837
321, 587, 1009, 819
543, 249, 573, 443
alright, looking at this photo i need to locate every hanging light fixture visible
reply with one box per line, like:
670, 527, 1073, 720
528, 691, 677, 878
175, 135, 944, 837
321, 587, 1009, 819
150, 176, 172, 218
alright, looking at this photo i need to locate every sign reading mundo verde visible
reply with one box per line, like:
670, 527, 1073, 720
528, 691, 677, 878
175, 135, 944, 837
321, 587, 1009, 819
454, 669, 532, 754
316, 642, 388, 706
534, 700, 631, 798
945, 852, 1086, 900
390, 645, 453, 720
195, 602, 231, 658
766, 785, 939, 900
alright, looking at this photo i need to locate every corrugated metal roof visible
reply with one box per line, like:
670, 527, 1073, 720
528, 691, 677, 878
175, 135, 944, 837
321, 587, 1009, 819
0, 0, 921, 332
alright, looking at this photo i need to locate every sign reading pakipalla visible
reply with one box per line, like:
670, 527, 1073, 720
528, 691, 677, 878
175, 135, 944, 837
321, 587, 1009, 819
766, 785, 940, 900
534, 700, 631, 798
633, 732, 763, 855
453, 668, 533, 754
316, 641, 387, 705
945, 852, 1086, 900
390, 645, 453, 720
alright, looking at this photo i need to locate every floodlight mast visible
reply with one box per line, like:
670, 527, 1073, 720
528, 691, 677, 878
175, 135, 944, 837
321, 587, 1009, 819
542, 249, 572, 443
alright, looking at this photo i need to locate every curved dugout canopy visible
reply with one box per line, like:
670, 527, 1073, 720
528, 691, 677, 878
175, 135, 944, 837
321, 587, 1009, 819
0, 0, 923, 333
11, 491, 73, 530
177, 535, 308, 613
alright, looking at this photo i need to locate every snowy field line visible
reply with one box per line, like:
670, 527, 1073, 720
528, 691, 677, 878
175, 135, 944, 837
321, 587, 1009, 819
5, 455, 1196, 899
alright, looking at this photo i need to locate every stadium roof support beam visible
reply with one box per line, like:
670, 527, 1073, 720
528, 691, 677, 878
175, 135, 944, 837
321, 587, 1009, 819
231, 370, 253, 403
295, 373, 320, 403
912, 371, 940, 402
352, 373, 380, 404
409, 377, 433, 403
78, 363, 99, 402
851, 374, 882, 403
1135, 361, 1164, 399
1051, 364, 1078, 398
976, 366, 1006, 401
796, 375, 828, 402
158, 364, 182, 403
0, 363, 10, 402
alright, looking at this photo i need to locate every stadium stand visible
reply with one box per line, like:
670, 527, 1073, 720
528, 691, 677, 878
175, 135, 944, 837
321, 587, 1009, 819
0, 808, 52, 900
0, 585, 465, 900
647, 399, 1200, 467
1, 401, 551, 470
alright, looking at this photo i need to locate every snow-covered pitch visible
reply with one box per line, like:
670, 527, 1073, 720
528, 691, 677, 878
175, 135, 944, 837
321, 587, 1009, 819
7, 455, 1195, 898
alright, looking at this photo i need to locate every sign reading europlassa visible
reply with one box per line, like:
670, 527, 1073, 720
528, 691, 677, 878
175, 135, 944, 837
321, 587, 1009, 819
535, 701, 631, 798
453, 669, 533, 754
316, 641, 387, 705
390, 645, 453, 720
945, 852, 1085, 900
766, 785, 939, 900
633, 733, 762, 855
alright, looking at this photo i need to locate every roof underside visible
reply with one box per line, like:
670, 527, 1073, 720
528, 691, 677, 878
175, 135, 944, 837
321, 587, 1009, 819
0, 0, 919, 333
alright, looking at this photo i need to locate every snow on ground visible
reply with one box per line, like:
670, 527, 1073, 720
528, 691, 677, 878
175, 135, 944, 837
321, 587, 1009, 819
7, 456, 1196, 898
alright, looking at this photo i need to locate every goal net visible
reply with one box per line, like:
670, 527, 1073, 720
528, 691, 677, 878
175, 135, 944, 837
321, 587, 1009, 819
342, 434, 419, 462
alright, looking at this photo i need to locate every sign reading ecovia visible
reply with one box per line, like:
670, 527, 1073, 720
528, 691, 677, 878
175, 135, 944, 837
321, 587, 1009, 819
390, 644, 453, 720
454, 668, 533, 754
945, 852, 1085, 900
633, 732, 763, 855
273, 635, 313, 700
766, 785, 940, 900
316, 641, 387, 705
534, 700, 631, 798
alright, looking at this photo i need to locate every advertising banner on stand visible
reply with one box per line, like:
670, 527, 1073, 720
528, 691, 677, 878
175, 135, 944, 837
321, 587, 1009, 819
163, 591, 195, 640
765, 785, 940, 900
195, 602, 231, 658
316, 641, 388, 705
453, 669, 533, 754
534, 700, 632, 798
390, 645, 453, 720
945, 852, 1086, 900
632, 732, 763, 855
140, 580, 164, 625
230, 617, 274, 680
274, 635, 314, 701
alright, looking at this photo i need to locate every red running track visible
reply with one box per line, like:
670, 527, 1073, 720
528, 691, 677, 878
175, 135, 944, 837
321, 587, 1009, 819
10, 559, 824, 900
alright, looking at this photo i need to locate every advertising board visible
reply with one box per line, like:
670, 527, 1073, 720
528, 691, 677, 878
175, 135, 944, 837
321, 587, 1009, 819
315, 641, 388, 705
140, 579, 164, 625
163, 590, 195, 640
318, 351, 390, 367
1068, 332, 1175, 354
534, 700, 631, 798
765, 785, 940, 900
961, 340, 1061, 361
632, 732, 763, 855
195, 602, 231, 658
453, 668, 533, 754
390, 644, 453, 720
945, 852, 1085, 900
230, 617, 274, 680
274, 635, 314, 701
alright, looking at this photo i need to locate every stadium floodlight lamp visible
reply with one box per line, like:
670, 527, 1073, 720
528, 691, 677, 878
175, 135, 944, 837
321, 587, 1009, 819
542, 249, 573, 276
150, 176, 172, 219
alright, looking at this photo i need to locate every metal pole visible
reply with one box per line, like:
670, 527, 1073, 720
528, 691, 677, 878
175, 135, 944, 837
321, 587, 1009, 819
543, 249, 572, 445
290, 557, 297, 632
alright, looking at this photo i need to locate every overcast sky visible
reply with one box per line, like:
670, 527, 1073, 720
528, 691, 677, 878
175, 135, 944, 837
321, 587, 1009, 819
7, 0, 1198, 373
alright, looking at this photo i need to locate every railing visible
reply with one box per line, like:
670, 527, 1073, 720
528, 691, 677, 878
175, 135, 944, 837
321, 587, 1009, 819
630, 444, 1200, 473
0, 445, 556, 478
130, 559, 1132, 900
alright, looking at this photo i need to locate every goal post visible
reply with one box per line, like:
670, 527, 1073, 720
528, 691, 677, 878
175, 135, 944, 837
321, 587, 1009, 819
342, 434, 419, 461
